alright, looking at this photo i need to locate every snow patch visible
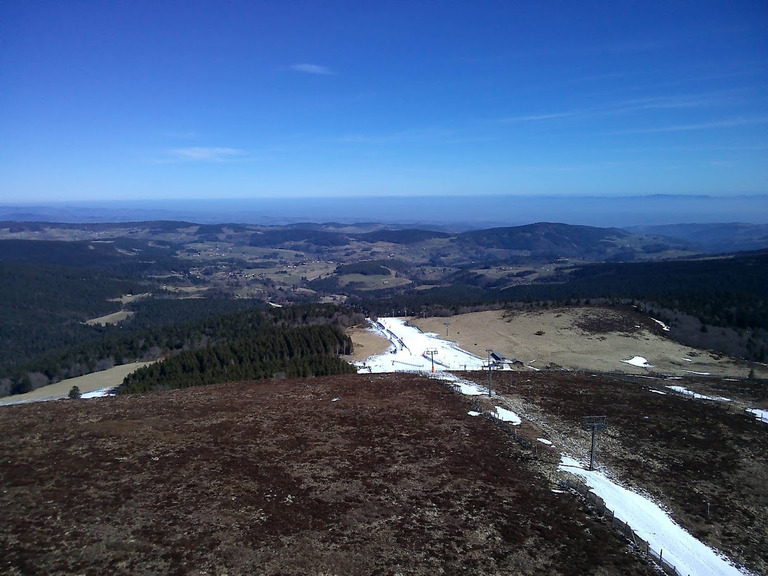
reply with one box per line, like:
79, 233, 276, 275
747, 408, 768, 423
652, 318, 671, 331
81, 388, 111, 399
495, 406, 521, 425
559, 456, 747, 576
467, 411, 481, 417
622, 356, 653, 368
666, 386, 732, 402
537, 438, 553, 445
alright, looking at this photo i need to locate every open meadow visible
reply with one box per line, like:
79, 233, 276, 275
406, 307, 762, 379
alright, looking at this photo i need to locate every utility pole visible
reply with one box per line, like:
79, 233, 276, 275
581, 416, 607, 471
443, 322, 450, 338
486, 349, 493, 397
425, 349, 438, 373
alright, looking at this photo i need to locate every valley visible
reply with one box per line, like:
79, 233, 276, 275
1, 218, 767, 575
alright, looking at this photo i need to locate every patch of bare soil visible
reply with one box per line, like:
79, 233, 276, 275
0, 375, 656, 576
461, 370, 768, 575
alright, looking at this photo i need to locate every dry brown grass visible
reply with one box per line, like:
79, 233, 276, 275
0, 362, 154, 405
408, 307, 759, 379
0, 375, 657, 576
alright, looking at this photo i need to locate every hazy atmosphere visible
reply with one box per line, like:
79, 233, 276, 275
1, 1, 766, 216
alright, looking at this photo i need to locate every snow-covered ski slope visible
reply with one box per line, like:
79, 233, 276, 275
559, 457, 749, 576
358, 317, 486, 373
358, 317, 752, 575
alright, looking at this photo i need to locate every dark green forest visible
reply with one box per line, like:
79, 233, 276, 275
1, 280, 362, 396
118, 324, 354, 393
2, 224, 767, 398
0, 263, 142, 368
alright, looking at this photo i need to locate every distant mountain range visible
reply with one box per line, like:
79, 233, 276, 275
626, 223, 768, 254
1, 193, 766, 228
2, 220, 767, 262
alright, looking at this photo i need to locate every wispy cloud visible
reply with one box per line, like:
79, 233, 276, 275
290, 63, 334, 75
499, 112, 577, 123
607, 116, 768, 134
496, 91, 744, 127
167, 147, 245, 161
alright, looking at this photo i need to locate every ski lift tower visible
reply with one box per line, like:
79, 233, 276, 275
425, 349, 438, 373
581, 416, 607, 471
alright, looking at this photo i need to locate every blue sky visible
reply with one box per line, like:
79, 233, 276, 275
1, 0, 766, 203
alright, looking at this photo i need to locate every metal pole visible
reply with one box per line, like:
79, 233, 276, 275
486, 349, 492, 397
590, 426, 597, 471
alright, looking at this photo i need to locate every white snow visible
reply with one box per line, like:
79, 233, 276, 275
359, 317, 486, 374
622, 356, 653, 368
747, 408, 768, 423
649, 389, 667, 395
559, 456, 748, 576
681, 370, 712, 376
357, 317, 750, 575
80, 387, 111, 399
666, 386, 732, 402
456, 381, 487, 396
495, 406, 522, 425
652, 318, 671, 331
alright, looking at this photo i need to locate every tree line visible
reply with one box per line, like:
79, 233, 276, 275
118, 324, 355, 394
1, 302, 364, 397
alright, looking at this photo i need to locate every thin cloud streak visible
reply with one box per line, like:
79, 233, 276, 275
498, 94, 724, 123
167, 147, 245, 161
500, 112, 577, 123
290, 63, 334, 75
606, 116, 768, 134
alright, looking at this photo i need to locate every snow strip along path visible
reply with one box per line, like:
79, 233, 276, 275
359, 317, 750, 576
559, 457, 749, 576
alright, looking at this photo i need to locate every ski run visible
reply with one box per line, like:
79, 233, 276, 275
358, 317, 752, 576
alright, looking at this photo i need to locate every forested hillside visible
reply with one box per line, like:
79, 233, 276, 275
1, 303, 362, 397
0, 263, 142, 369
118, 324, 354, 393
2, 220, 767, 393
